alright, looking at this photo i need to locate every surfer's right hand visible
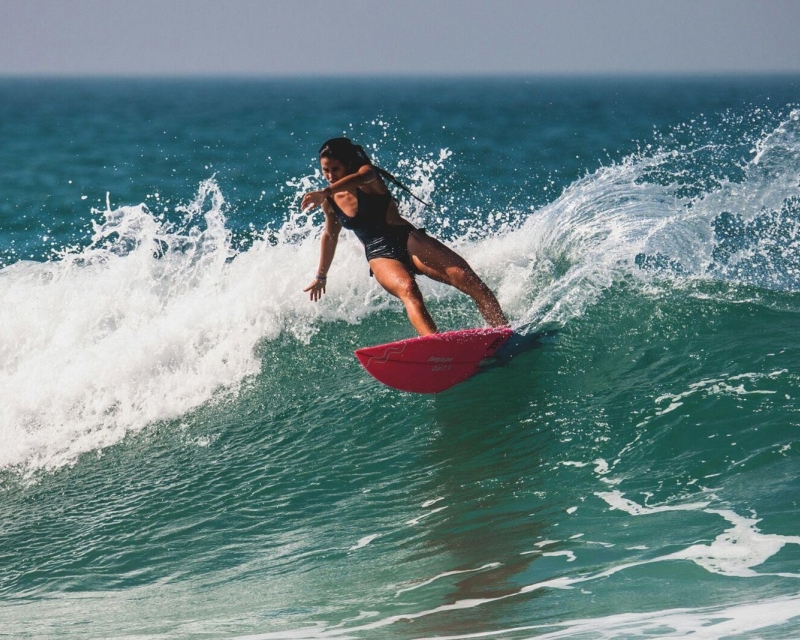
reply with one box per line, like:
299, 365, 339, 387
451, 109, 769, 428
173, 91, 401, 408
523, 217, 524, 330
303, 277, 326, 301
301, 188, 330, 212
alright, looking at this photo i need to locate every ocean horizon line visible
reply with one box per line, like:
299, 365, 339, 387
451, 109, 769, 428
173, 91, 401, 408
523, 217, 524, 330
1, 70, 799, 82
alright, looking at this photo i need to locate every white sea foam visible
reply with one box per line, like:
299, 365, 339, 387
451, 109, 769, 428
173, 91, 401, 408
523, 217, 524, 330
0, 179, 383, 473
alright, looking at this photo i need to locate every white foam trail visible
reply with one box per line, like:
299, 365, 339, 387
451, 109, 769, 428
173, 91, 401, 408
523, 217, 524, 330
349, 534, 379, 551
664, 509, 800, 578
405, 505, 448, 526
407, 593, 800, 639
655, 370, 785, 415
597, 491, 800, 578
395, 563, 502, 596
596, 491, 711, 516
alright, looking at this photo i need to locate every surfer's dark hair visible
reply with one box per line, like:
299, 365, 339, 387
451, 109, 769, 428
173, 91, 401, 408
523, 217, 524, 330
318, 137, 430, 207
318, 137, 371, 171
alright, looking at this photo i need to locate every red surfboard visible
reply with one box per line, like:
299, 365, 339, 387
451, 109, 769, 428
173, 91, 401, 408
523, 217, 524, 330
354, 327, 513, 393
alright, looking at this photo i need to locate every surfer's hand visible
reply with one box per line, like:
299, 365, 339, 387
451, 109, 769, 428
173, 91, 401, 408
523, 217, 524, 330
301, 189, 329, 212
303, 277, 326, 301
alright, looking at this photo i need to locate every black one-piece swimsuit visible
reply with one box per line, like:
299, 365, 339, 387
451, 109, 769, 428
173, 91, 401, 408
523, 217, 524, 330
327, 189, 424, 275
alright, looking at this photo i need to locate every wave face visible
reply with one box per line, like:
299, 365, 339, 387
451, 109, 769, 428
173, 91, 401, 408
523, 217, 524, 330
1, 78, 799, 638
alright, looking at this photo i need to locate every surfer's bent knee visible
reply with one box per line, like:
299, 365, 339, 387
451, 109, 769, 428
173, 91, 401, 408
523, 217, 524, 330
395, 276, 421, 301
448, 264, 480, 289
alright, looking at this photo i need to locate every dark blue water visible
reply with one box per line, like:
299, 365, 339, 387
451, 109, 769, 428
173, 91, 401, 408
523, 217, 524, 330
1, 77, 800, 638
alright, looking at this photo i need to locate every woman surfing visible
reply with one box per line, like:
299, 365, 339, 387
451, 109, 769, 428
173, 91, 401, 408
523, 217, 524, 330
301, 138, 508, 336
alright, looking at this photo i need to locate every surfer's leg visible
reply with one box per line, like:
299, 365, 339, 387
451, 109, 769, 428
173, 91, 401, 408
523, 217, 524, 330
369, 257, 438, 336
407, 230, 508, 327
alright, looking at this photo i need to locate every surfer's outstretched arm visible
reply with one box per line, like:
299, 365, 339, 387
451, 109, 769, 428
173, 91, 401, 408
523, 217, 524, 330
304, 206, 341, 301
301, 164, 379, 212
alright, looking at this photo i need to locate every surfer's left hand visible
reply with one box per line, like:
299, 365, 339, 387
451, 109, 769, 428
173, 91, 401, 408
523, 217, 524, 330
303, 277, 326, 301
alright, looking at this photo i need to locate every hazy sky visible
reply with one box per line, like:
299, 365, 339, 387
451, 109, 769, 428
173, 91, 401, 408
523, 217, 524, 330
1, 0, 799, 76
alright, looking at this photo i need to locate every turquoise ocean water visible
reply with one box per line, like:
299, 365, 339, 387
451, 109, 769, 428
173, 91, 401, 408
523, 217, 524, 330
1, 77, 800, 638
